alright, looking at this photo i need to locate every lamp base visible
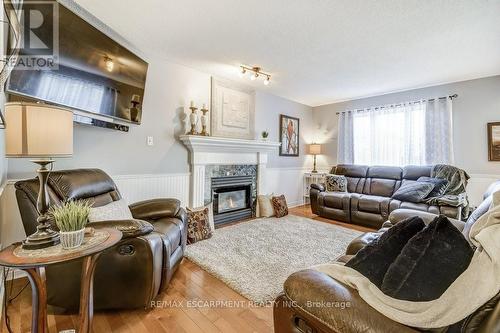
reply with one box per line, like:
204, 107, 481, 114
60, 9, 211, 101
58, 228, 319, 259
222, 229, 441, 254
22, 229, 60, 250
21, 159, 61, 250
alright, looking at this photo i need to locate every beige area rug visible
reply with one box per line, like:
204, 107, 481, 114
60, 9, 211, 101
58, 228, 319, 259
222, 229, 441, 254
184, 214, 362, 304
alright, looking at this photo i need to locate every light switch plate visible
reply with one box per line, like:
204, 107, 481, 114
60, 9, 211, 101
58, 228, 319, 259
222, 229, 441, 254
147, 136, 154, 146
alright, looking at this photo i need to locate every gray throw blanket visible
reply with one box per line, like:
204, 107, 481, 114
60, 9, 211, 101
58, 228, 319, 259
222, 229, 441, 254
425, 164, 470, 217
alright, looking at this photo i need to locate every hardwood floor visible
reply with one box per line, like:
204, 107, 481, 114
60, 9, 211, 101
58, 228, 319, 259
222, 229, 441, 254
1, 205, 373, 333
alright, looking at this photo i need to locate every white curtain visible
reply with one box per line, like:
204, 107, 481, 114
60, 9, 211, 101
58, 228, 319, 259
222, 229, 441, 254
337, 99, 454, 166
337, 111, 354, 163
425, 98, 454, 164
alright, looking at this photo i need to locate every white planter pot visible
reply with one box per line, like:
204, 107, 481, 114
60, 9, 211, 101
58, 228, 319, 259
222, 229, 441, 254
60, 228, 85, 249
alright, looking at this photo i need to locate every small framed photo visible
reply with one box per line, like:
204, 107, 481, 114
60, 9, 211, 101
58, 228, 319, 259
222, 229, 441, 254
488, 122, 500, 161
279, 114, 299, 156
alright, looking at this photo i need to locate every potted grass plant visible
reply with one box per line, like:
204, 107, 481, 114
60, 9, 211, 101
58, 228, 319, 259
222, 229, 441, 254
261, 130, 269, 141
49, 200, 92, 249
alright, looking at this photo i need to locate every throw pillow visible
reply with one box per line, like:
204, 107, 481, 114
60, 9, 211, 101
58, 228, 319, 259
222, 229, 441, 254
271, 195, 289, 218
417, 176, 449, 198
381, 215, 474, 301
88, 199, 133, 222
325, 174, 348, 192
345, 216, 425, 287
188, 203, 215, 232
391, 180, 435, 203
257, 194, 275, 217
186, 207, 213, 244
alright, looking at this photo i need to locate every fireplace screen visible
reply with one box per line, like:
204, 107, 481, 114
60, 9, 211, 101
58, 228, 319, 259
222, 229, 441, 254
218, 189, 247, 213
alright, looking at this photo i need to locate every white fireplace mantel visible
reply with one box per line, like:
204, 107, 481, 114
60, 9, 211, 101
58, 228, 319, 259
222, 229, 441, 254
180, 135, 281, 206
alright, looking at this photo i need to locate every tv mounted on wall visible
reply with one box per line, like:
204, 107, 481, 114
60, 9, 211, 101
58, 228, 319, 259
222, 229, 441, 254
6, 1, 148, 131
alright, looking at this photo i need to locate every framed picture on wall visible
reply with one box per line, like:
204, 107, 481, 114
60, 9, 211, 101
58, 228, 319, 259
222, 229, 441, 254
488, 122, 500, 161
279, 114, 299, 156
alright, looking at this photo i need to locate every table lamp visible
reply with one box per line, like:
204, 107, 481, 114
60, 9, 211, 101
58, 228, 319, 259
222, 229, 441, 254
5, 102, 74, 249
308, 143, 322, 173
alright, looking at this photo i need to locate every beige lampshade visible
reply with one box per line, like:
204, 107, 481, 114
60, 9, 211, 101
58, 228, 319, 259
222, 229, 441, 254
5, 102, 74, 158
131, 94, 141, 103
308, 143, 322, 155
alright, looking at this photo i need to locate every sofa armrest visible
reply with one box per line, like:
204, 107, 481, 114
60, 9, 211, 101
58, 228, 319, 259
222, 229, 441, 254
310, 183, 325, 192
88, 219, 154, 239
129, 198, 183, 221
310, 184, 325, 215
389, 209, 464, 231
279, 269, 417, 333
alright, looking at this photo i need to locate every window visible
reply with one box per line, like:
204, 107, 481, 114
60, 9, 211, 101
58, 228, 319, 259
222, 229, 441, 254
353, 103, 426, 166
337, 98, 453, 166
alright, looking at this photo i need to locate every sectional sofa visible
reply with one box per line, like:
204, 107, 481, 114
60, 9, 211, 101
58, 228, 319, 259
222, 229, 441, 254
310, 164, 465, 228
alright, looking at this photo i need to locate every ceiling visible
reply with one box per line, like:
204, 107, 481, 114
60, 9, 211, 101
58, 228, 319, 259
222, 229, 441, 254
74, 0, 500, 107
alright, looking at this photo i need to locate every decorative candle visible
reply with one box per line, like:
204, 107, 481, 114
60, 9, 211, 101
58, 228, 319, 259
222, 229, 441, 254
190, 101, 195, 108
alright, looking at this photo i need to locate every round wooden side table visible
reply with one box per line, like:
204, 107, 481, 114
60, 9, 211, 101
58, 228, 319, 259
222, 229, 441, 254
0, 227, 122, 333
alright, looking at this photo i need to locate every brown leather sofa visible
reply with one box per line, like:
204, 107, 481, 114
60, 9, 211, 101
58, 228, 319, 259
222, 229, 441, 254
310, 164, 465, 228
15, 168, 187, 311
274, 180, 500, 333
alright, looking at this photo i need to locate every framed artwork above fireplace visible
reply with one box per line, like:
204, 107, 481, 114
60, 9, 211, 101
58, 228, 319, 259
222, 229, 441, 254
210, 77, 255, 139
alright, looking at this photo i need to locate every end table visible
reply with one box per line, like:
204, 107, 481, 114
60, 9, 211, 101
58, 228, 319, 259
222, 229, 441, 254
0, 227, 122, 333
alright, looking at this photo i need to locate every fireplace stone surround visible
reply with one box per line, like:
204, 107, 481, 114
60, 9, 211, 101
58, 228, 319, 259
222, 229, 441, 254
179, 135, 281, 211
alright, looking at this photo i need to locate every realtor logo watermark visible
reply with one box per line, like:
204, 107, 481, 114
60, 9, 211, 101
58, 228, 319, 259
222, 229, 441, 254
4, 1, 59, 70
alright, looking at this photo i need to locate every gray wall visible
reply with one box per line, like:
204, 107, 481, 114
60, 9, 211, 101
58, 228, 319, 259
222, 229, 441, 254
255, 91, 313, 168
312, 75, 500, 175
7, 57, 313, 179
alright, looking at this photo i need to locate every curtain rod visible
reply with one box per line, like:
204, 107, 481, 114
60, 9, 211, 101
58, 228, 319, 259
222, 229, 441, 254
335, 94, 458, 115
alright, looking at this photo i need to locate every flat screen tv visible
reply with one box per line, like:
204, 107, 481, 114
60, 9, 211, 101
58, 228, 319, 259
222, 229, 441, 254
6, 1, 148, 126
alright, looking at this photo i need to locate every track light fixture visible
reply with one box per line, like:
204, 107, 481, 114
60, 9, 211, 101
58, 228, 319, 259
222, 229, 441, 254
239, 65, 271, 85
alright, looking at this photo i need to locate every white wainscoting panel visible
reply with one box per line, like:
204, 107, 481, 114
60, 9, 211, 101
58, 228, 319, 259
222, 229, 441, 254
113, 173, 190, 206
467, 174, 500, 206
264, 167, 321, 207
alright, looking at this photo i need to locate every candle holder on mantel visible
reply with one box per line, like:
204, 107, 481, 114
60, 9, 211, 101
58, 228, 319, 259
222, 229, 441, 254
188, 106, 199, 135
200, 106, 209, 136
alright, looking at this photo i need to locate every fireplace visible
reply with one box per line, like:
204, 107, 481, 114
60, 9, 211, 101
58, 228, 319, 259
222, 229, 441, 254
212, 175, 254, 225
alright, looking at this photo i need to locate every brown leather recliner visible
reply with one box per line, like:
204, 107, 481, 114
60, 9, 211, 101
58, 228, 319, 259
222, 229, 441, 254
310, 164, 466, 228
15, 168, 187, 311
274, 180, 500, 333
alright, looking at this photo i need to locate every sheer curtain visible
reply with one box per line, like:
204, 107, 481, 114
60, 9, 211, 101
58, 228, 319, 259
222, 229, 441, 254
337, 111, 354, 164
337, 98, 454, 166
425, 98, 454, 164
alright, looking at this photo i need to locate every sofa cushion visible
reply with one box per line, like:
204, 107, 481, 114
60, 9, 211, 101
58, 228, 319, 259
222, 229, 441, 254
356, 195, 390, 214
322, 192, 351, 210
325, 175, 347, 192
391, 180, 434, 203
402, 165, 432, 180
381, 216, 474, 301
365, 178, 398, 197
89, 199, 134, 222
418, 176, 449, 197
345, 216, 425, 287
367, 166, 402, 180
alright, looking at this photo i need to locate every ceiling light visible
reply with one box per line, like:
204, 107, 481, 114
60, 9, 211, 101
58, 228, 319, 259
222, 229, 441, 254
239, 67, 246, 78
238, 65, 271, 85
104, 56, 114, 72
